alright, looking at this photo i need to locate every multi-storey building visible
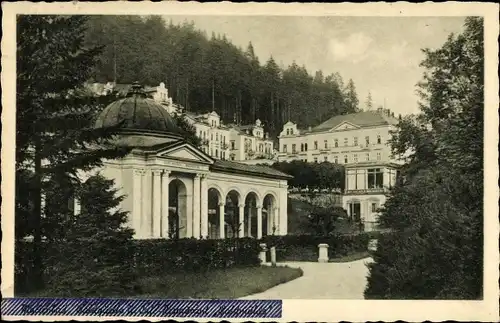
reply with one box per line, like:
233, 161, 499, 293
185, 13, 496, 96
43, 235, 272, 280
90, 81, 276, 162
278, 109, 402, 231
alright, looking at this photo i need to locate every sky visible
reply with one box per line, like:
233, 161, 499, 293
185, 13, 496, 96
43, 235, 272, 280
164, 16, 466, 116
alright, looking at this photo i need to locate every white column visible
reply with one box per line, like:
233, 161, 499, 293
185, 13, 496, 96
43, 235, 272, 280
192, 174, 201, 239
200, 175, 208, 239
273, 207, 279, 235
218, 202, 225, 239
152, 169, 162, 238
247, 206, 252, 237
238, 204, 245, 238
73, 198, 81, 216
257, 205, 263, 239
279, 186, 288, 235
142, 170, 152, 238
161, 170, 170, 238
133, 169, 143, 238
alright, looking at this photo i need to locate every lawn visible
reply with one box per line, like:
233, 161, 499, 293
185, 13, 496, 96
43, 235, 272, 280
137, 266, 303, 299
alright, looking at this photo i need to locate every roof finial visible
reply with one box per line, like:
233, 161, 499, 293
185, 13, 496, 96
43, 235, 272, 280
127, 81, 146, 97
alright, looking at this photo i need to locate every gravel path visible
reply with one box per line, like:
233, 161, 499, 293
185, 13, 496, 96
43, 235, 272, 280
240, 258, 373, 299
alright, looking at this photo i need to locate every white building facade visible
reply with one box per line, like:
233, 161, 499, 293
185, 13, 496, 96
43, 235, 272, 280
278, 110, 401, 231
89, 83, 290, 240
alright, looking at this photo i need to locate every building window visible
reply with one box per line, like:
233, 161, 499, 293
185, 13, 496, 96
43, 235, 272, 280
314, 157, 318, 163
376, 152, 381, 160
324, 140, 328, 149
211, 148, 214, 156
290, 129, 294, 135
231, 155, 235, 160
368, 168, 384, 188
215, 149, 218, 157
304, 143, 308, 151
292, 144, 296, 153
216, 133, 219, 141
211, 133, 213, 140
334, 139, 338, 147
365, 136, 370, 146
314, 141, 318, 150
354, 137, 358, 146
283, 144, 287, 152
371, 202, 377, 212
324, 156, 328, 162
344, 155, 348, 163
353, 154, 358, 163
366, 153, 370, 161
377, 135, 381, 144
334, 156, 338, 164
286, 129, 290, 135
231, 141, 235, 150
300, 143, 304, 152
344, 138, 348, 146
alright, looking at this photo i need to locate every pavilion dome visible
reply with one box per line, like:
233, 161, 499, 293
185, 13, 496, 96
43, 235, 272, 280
94, 81, 181, 135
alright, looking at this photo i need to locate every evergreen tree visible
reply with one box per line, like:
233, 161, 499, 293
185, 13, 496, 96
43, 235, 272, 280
16, 15, 130, 290
364, 17, 483, 300
44, 175, 139, 297
365, 91, 373, 111
344, 79, 359, 113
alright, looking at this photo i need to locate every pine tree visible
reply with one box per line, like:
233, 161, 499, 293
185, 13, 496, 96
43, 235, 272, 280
365, 91, 373, 111
16, 15, 131, 290
44, 175, 139, 297
344, 79, 359, 113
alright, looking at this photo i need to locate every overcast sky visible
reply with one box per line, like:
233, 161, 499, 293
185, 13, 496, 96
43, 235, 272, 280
164, 16, 466, 116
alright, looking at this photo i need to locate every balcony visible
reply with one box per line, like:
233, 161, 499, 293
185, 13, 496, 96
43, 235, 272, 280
344, 187, 388, 195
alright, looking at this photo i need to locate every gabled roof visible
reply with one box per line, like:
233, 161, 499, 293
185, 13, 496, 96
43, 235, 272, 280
310, 111, 398, 133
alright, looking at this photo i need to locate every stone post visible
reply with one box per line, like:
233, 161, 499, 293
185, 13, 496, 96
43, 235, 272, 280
270, 246, 277, 266
318, 243, 329, 263
259, 243, 268, 264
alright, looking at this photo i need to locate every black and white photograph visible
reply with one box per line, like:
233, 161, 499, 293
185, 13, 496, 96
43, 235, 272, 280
2, 2, 498, 322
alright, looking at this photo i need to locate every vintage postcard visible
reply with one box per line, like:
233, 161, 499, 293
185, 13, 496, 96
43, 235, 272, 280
2, 1, 499, 322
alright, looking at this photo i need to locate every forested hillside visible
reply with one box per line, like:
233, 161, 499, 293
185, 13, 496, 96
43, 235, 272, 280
84, 15, 360, 136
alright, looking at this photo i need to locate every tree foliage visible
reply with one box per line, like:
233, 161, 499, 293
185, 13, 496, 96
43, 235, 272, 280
44, 175, 139, 297
268, 160, 344, 190
16, 15, 131, 289
84, 16, 360, 137
365, 17, 483, 299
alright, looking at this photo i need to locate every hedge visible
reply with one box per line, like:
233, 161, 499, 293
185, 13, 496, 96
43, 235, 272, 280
134, 237, 260, 275
15, 237, 261, 294
260, 232, 383, 262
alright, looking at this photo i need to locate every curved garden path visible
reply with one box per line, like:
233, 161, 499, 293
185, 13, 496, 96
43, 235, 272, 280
240, 258, 373, 299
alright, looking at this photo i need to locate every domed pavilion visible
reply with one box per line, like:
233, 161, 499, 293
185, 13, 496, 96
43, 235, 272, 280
89, 82, 291, 240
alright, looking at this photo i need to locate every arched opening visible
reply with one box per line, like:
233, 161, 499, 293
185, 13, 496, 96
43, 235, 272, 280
263, 194, 278, 236
224, 190, 241, 238
244, 192, 259, 238
168, 179, 188, 239
208, 187, 223, 239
